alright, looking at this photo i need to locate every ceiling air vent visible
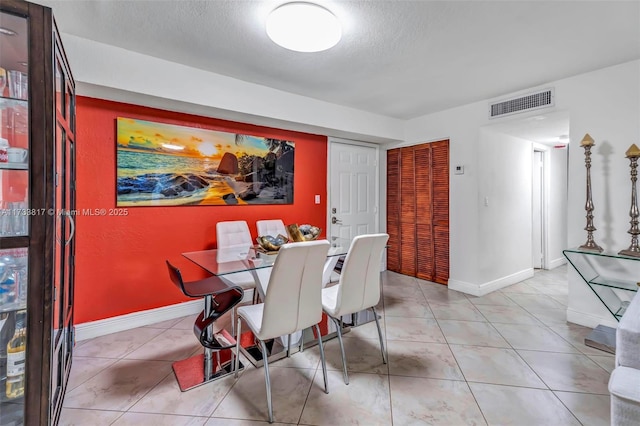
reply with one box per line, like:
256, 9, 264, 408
489, 88, 554, 119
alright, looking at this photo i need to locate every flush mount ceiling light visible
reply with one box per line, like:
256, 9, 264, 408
266, 2, 341, 52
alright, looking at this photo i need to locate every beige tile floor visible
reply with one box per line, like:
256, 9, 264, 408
59, 265, 613, 425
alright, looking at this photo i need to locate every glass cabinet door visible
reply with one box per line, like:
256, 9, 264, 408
49, 29, 75, 422
0, 8, 29, 426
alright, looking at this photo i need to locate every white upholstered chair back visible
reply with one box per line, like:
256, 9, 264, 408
259, 240, 330, 340
216, 220, 253, 249
333, 233, 389, 317
256, 219, 287, 237
215, 220, 256, 299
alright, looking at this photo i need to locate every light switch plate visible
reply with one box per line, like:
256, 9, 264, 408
315, 195, 320, 204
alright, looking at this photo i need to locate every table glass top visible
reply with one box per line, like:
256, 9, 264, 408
182, 238, 349, 276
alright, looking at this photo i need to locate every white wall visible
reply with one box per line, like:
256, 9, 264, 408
401, 60, 640, 319
562, 62, 640, 252
477, 129, 533, 286
549, 146, 568, 268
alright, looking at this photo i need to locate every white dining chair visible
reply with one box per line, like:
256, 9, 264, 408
216, 221, 258, 326
234, 240, 330, 424
256, 218, 305, 347
321, 233, 389, 385
217, 220, 254, 251
256, 219, 287, 237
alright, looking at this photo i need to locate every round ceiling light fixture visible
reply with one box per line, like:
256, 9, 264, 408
266, 2, 342, 52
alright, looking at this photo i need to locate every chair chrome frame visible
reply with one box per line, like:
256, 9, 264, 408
232, 240, 330, 424
321, 233, 389, 385
328, 307, 386, 385
166, 261, 245, 389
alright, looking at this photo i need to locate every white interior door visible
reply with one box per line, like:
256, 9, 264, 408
532, 150, 544, 269
328, 140, 378, 241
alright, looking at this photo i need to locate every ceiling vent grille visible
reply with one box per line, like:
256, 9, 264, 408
489, 88, 554, 119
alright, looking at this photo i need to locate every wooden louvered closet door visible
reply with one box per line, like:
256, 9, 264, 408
400, 147, 416, 276
415, 145, 434, 281
386, 140, 449, 284
431, 141, 450, 284
386, 150, 401, 271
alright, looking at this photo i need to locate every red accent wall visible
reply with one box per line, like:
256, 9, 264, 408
75, 97, 327, 324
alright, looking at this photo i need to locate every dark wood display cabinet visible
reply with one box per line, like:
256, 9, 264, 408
0, 1, 76, 424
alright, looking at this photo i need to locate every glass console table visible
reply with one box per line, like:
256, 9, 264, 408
563, 248, 640, 353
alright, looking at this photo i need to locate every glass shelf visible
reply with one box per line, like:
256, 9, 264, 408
0, 163, 27, 170
0, 302, 27, 315
563, 247, 640, 261
589, 275, 640, 291
0, 97, 28, 109
563, 247, 640, 321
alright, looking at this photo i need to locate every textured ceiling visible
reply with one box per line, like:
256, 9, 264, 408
37, 0, 640, 120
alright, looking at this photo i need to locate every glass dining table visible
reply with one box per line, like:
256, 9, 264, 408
182, 238, 350, 367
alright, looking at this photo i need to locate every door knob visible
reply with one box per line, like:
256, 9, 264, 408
332, 217, 342, 225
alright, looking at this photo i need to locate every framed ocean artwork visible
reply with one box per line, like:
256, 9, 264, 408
116, 117, 295, 206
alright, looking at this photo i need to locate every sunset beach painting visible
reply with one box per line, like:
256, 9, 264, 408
116, 117, 295, 206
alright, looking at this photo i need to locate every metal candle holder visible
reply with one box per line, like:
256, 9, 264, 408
619, 144, 640, 257
578, 133, 603, 252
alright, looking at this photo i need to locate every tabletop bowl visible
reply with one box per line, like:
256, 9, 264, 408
299, 224, 322, 240
257, 234, 288, 252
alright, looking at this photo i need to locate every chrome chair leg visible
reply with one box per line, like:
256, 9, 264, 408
234, 317, 242, 378
203, 295, 213, 379
230, 340, 235, 375
260, 339, 274, 423
330, 316, 349, 385
313, 324, 329, 394
231, 307, 236, 336
372, 306, 387, 364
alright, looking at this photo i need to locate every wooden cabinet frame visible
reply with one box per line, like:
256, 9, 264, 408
0, 1, 76, 424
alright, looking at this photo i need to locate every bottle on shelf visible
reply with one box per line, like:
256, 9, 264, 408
8, 201, 26, 236
15, 258, 27, 306
0, 137, 8, 164
0, 311, 15, 396
0, 67, 7, 96
0, 255, 16, 306
5, 309, 25, 399
0, 202, 8, 236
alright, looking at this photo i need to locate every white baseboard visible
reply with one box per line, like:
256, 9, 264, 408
566, 307, 618, 329
448, 279, 481, 296
548, 257, 567, 269
74, 299, 203, 341
449, 268, 534, 297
